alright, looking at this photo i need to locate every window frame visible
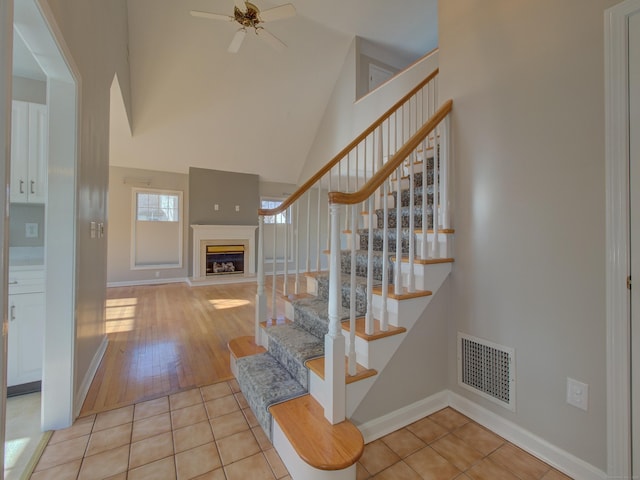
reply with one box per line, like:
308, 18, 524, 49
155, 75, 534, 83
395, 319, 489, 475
130, 187, 184, 270
261, 197, 291, 224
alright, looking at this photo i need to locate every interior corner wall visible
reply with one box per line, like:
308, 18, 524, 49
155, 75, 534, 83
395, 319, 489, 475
107, 166, 189, 284
43, 0, 132, 418
351, 280, 450, 424
439, 0, 618, 470
188, 167, 259, 276
297, 42, 438, 185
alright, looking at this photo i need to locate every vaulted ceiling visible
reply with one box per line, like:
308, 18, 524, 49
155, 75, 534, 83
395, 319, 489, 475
17, 0, 439, 184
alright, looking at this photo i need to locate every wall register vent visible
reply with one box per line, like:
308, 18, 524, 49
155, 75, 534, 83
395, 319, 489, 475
457, 332, 515, 411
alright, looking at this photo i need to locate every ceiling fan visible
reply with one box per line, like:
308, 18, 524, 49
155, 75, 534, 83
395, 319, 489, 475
191, 0, 296, 53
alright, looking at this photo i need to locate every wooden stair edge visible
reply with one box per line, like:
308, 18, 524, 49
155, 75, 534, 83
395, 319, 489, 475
341, 317, 407, 341
392, 256, 455, 265
260, 318, 292, 329
269, 394, 364, 471
228, 336, 266, 359
371, 285, 433, 300
305, 356, 377, 385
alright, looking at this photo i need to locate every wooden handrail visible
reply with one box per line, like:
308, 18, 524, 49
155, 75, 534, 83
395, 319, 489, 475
329, 99, 453, 205
258, 68, 440, 217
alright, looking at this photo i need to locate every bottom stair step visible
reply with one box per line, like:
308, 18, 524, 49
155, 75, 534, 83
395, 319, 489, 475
270, 394, 364, 472
236, 352, 307, 440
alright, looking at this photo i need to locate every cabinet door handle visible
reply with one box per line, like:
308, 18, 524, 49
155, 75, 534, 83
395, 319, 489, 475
10, 305, 15, 321
19, 180, 24, 194
30, 180, 35, 194
8, 281, 18, 285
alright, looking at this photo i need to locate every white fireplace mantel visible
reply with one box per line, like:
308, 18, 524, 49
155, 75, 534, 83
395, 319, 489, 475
191, 225, 257, 279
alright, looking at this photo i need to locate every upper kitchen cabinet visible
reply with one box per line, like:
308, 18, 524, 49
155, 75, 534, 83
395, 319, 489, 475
11, 101, 48, 204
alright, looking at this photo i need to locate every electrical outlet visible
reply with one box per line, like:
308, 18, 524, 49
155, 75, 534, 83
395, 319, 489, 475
90, 221, 97, 239
214, 204, 219, 211
235, 205, 240, 212
25, 223, 38, 238
567, 377, 589, 411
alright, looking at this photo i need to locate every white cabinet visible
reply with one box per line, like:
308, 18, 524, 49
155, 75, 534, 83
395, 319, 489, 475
10, 101, 48, 204
7, 269, 45, 387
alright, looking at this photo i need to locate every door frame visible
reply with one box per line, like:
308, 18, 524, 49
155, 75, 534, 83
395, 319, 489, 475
605, 0, 640, 477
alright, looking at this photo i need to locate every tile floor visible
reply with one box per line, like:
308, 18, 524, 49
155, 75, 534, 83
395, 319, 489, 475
5, 392, 46, 480
29, 379, 572, 480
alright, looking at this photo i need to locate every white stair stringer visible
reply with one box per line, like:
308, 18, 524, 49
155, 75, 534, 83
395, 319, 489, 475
304, 260, 452, 418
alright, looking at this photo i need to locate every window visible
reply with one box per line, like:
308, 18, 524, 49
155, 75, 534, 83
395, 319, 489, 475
131, 188, 183, 269
136, 192, 180, 222
261, 198, 291, 224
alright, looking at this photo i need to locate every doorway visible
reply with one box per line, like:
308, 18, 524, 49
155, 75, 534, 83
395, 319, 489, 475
606, 0, 640, 477
630, 7, 640, 476
1, 0, 79, 478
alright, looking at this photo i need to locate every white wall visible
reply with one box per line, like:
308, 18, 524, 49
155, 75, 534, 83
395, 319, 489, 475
298, 42, 439, 185
439, 0, 618, 470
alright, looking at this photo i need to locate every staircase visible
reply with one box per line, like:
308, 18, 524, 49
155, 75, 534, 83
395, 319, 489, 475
228, 70, 453, 479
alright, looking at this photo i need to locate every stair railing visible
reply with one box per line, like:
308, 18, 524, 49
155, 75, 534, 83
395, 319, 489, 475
256, 69, 439, 325
327, 99, 453, 423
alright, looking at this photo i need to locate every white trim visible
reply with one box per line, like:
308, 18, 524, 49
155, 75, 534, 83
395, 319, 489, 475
448, 391, 608, 480
107, 277, 187, 288
605, 1, 640, 477
73, 335, 108, 419
355, 390, 448, 443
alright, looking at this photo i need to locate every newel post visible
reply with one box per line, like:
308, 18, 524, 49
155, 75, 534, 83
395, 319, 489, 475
325, 202, 346, 424
255, 215, 266, 346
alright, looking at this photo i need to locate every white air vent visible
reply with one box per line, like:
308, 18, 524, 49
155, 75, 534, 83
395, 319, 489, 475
457, 332, 515, 411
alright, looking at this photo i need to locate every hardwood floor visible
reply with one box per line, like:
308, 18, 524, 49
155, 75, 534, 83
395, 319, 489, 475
80, 278, 297, 417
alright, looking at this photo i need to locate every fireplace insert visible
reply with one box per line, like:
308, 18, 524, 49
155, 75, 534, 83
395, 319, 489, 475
206, 245, 245, 275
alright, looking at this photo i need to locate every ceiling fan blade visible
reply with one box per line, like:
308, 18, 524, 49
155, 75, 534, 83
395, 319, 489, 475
258, 3, 296, 23
255, 27, 286, 52
228, 29, 247, 53
234, 0, 246, 11
190, 10, 233, 22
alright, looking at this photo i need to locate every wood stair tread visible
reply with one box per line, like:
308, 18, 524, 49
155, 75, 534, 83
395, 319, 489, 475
305, 356, 377, 384
228, 336, 266, 359
281, 292, 312, 302
269, 394, 364, 471
392, 256, 455, 264
371, 285, 433, 300
304, 270, 329, 278
341, 317, 407, 341
260, 317, 292, 328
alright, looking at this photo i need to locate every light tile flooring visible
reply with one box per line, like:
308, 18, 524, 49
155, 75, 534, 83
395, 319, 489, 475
5, 392, 46, 480
29, 380, 572, 480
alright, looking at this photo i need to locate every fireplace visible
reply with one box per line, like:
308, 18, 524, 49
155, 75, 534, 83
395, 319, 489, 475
190, 225, 257, 285
206, 245, 245, 275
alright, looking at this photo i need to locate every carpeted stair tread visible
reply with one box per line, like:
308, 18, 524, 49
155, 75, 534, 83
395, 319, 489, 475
315, 272, 377, 313
375, 205, 433, 229
291, 295, 353, 339
265, 324, 325, 388
339, 250, 393, 281
236, 352, 307, 440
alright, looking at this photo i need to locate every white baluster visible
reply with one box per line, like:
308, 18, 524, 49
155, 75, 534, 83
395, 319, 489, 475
441, 114, 450, 230
349, 205, 357, 377
327, 172, 332, 251
272, 214, 277, 320
421, 139, 428, 260
325, 203, 346, 424
306, 191, 311, 273
365, 196, 375, 336
316, 185, 321, 271
394, 165, 403, 296
256, 216, 266, 345
295, 202, 300, 295
284, 207, 289, 296
431, 126, 440, 258
381, 180, 389, 332
408, 152, 415, 293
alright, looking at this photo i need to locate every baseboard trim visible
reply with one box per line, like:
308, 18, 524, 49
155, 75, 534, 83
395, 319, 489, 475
107, 277, 187, 288
447, 391, 608, 480
74, 335, 108, 418
355, 390, 449, 443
